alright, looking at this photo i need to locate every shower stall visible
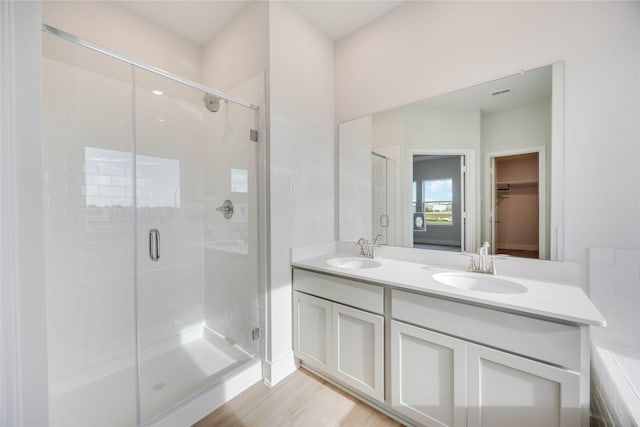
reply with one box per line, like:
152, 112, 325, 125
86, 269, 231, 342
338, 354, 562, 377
41, 26, 262, 426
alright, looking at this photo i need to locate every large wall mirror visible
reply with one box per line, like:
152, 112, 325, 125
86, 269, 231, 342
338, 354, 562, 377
338, 63, 564, 260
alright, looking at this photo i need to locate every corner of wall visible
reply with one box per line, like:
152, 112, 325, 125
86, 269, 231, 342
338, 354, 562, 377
265, 0, 335, 377
262, 351, 297, 387
1, 1, 49, 425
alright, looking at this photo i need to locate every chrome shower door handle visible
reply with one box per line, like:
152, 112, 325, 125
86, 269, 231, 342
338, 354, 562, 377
149, 229, 160, 261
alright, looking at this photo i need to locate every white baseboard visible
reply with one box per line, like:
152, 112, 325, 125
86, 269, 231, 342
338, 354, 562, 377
149, 360, 262, 427
262, 351, 297, 387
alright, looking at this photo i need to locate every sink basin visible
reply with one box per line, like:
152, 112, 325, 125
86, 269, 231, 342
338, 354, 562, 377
433, 272, 527, 294
326, 257, 381, 269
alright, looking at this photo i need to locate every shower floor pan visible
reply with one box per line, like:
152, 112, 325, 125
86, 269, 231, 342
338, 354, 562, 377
49, 328, 255, 427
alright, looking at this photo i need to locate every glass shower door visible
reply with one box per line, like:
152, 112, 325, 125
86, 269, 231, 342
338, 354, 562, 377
372, 153, 389, 245
133, 68, 259, 422
42, 34, 138, 427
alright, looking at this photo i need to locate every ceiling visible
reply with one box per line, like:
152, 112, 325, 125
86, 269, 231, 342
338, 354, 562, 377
287, 1, 404, 41
116, 0, 405, 46
413, 65, 552, 114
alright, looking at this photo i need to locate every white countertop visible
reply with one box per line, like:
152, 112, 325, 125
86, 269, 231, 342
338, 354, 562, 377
292, 253, 606, 327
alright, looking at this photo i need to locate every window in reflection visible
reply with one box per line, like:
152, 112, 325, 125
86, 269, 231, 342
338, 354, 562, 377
84, 147, 180, 208
423, 179, 453, 225
412, 181, 417, 212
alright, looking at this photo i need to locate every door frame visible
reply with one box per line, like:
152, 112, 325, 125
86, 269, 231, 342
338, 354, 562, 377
486, 146, 546, 259
404, 148, 475, 252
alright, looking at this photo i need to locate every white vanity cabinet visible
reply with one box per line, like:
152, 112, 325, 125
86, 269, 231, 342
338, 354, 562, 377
391, 321, 468, 427
293, 291, 332, 373
331, 302, 384, 401
391, 289, 586, 427
293, 270, 385, 402
466, 343, 580, 427
291, 253, 603, 427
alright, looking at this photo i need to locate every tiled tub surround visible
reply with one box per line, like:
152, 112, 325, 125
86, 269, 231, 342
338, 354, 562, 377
589, 248, 640, 426
291, 242, 605, 427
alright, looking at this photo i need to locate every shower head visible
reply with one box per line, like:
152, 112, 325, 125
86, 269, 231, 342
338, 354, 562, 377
203, 93, 220, 113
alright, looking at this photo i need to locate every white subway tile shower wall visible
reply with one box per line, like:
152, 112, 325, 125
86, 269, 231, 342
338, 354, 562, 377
205, 250, 255, 352
43, 56, 137, 383
202, 79, 260, 355
589, 248, 640, 350
43, 55, 258, 386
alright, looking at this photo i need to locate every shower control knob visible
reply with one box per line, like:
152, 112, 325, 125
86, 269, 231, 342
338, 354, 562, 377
216, 200, 234, 219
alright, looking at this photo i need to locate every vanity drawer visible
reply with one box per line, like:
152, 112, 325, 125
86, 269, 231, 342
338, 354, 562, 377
392, 289, 582, 371
293, 269, 384, 314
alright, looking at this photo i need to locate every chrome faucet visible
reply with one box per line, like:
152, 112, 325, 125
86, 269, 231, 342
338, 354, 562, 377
371, 234, 383, 259
355, 235, 383, 259
478, 241, 490, 272
355, 237, 371, 257
462, 241, 509, 275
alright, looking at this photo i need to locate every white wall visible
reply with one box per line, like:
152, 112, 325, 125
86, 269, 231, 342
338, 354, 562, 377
202, 1, 267, 93
482, 101, 551, 155
589, 248, 640, 351
267, 1, 335, 384
1, 1, 49, 425
338, 116, 372, 242
336, 1, 640, 287
405, 107, 481, 153
42, 1, 203, 82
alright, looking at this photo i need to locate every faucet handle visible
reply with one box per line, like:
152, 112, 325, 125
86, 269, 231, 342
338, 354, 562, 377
488, 254, 509, 275
480, 241, 490, 255
354, 237, 370, 256
461, 252, 477, 271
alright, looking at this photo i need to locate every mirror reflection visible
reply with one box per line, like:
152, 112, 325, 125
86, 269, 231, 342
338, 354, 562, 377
338, 63, 562, 260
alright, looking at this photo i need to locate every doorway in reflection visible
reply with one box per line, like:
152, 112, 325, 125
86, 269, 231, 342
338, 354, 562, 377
413, 155, 464, 252
491, 152, 541, 259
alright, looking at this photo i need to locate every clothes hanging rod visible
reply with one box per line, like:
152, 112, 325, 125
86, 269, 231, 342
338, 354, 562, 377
41, 23, 259, 111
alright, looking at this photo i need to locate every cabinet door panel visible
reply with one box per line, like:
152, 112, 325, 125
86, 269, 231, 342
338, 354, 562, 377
293, 291, 332, 373
467, 343, 581, 427
391, 321, 467, 427
332, 304, 384, 401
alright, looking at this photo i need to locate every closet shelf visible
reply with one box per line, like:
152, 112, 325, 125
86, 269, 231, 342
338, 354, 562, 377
495, 180, 538, 187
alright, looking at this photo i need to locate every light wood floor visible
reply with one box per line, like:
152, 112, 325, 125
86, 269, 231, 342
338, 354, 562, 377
193, 369, 404, 427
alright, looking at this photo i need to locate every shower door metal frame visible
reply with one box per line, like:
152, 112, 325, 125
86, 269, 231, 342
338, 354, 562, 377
41, 23, 259, 111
